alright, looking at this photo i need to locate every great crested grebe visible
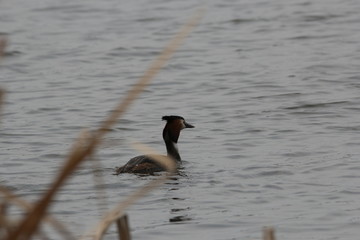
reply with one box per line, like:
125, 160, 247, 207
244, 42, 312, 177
115, 115, 194, 174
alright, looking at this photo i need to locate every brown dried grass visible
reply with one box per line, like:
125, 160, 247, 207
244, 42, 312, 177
0, 88, 4, 120
87, 146, 176, 240
263, 227, 276, 240
0, 36, 6, 58
0, 186, 75, 240
2, 9, 204, 240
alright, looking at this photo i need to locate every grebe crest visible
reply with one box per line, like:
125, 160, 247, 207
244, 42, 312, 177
115, 115, 194, 175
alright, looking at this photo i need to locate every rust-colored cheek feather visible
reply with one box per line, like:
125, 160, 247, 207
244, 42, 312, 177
167, 119, 183, 143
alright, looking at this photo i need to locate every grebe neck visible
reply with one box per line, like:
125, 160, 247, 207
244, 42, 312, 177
165, 139, 181, 161
163, 127, 181, 162
161, 115, 194, 162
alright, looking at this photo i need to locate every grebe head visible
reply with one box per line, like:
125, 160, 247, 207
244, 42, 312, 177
162, 115, 194, 143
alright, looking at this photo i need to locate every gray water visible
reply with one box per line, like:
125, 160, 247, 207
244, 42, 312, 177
1, 0, 360, 239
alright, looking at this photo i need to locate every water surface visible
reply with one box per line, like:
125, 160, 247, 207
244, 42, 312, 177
1, 0, 360, 239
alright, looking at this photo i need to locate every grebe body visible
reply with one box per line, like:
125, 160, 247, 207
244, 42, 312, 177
116, 115, 194, 174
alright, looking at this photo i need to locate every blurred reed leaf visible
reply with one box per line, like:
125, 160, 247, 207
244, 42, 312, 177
5, 8, 203, 240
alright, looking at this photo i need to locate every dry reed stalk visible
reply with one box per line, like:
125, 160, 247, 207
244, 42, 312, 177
6, 9, 203, 240
0, 213, 51, 240
0, 35, 6, 122
96, 8, 204, 137
0, 202, 10, 237
0, 186, 75, 240
263, 227, 275, 240
0, 88, 4, 119
89, 155, 109, 213
92, 174, 170, 239
0, 36, 6, 58
83, 145, 176, 240
6, 130, 91, 240
115, 214, 131, 240
0, 202, 7, 217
